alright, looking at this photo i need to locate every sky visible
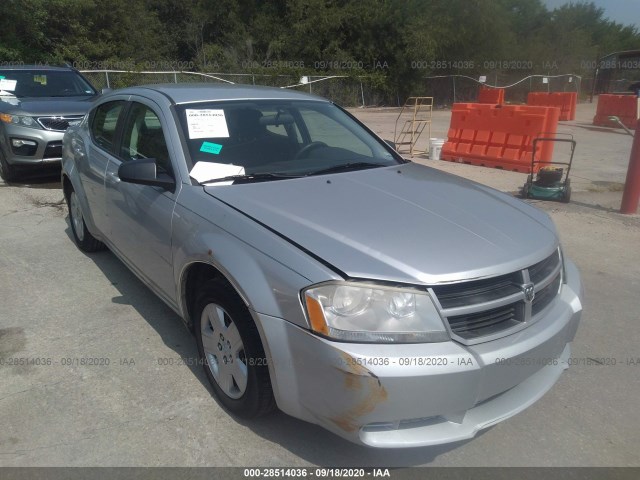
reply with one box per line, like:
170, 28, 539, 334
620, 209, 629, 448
543, 0, 640, 28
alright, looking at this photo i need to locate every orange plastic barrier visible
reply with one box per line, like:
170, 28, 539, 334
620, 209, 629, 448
477, 87, 505, 105
569, 92, 577, 120
441, 103, 560, 173
593, 94, 638, 129
527, 92, 577, 121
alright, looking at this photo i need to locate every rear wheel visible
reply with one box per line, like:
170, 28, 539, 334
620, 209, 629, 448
67, 187, 105, 252
195, 279, 275, 418
0, 150, 18, 182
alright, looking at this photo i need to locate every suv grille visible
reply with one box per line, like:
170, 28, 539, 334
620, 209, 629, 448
43, 141, 63, 159
431, 249, 562, 344
37, 116, 84, 132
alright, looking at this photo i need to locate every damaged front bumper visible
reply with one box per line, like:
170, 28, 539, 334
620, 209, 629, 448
256, 259, 583, 448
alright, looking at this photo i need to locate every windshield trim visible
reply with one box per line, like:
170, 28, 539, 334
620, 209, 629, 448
176, 98, 330, 108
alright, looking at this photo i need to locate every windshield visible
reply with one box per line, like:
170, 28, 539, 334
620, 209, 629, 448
177, 100, 402, 180
0, 69, 96, 98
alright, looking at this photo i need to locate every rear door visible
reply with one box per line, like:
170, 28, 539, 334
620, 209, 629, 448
104, 98, 179, 300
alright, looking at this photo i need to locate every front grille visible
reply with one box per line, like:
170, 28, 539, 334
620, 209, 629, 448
432, 249, 562, 343
529, 250, 560, 284
532, 272, 561, 316
37, 116, 83, 131
448, 302, 524, 339
43, 141, 63, 159
433, 272, 522, 309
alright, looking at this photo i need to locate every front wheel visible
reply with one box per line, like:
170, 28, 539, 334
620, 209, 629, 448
0, 150, 18, 182
195, 279, 275, 418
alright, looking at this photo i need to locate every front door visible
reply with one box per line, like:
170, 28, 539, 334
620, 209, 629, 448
104, 100, 178, 300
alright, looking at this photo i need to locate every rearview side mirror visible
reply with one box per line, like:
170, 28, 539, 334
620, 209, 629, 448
384, 139, 397, 151
118, 158, 175, 191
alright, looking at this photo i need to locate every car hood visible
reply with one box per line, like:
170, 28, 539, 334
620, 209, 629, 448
205, 163, 559, 284
0, 96, 95, 116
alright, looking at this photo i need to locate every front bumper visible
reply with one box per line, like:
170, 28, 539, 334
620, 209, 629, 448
1, 124, 65, 166
256, 259, 583, 448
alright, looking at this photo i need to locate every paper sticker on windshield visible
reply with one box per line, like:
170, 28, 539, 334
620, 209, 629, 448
186, 109, 229, 139
0, 79, 17, 91
200, 141, 223, 154
189, 161, 244, 185
33, 75, 47, 85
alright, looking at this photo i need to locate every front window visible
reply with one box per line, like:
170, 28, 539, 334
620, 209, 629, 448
120, 102, 172, 174
176, 100, 401, 181
0, 69, 96, 98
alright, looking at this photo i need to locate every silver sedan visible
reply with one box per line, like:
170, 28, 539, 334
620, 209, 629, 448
61, 84, 583, 448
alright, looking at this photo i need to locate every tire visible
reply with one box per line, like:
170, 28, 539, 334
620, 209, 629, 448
195, 279, 275, 418
67, 187, 105, 252
521, 183, 529, 199
0, 150, 18, 182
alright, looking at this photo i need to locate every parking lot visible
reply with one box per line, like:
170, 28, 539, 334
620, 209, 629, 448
0, 101, 639, 467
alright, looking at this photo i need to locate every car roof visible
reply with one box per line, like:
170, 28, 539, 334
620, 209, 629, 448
116, 83, 330, 104
0, 65, 75, 72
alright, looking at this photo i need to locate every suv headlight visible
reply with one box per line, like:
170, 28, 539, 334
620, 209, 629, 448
303, 282, 449, 343
0, 113, 40, 129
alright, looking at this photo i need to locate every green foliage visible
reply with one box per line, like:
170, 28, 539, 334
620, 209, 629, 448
0, 0, 638, 95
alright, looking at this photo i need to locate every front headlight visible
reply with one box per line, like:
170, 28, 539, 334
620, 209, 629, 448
303, 282, 449, 343
0, 113, 40, 129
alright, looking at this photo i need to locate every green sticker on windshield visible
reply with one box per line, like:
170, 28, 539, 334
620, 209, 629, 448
0, 76, 4, 80
200, 141, 223, 155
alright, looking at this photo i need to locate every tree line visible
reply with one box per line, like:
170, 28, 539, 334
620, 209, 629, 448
1, 0, 638, 96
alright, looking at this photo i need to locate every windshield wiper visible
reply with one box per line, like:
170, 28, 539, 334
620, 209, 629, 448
199, 172, 301, 185
305, 162, 385, 176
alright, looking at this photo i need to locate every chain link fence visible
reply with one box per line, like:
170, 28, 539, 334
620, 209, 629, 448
80, 70, 392, 107
415, 73, 586, 108
81, 70, 631, 108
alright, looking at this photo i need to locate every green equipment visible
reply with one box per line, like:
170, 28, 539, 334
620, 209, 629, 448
521, 136, 576, 203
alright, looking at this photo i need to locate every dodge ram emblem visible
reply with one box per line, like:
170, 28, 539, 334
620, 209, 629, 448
522, 283, 535, 303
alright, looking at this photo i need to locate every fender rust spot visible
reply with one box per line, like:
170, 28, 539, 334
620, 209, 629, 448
330, 352, 388, 432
